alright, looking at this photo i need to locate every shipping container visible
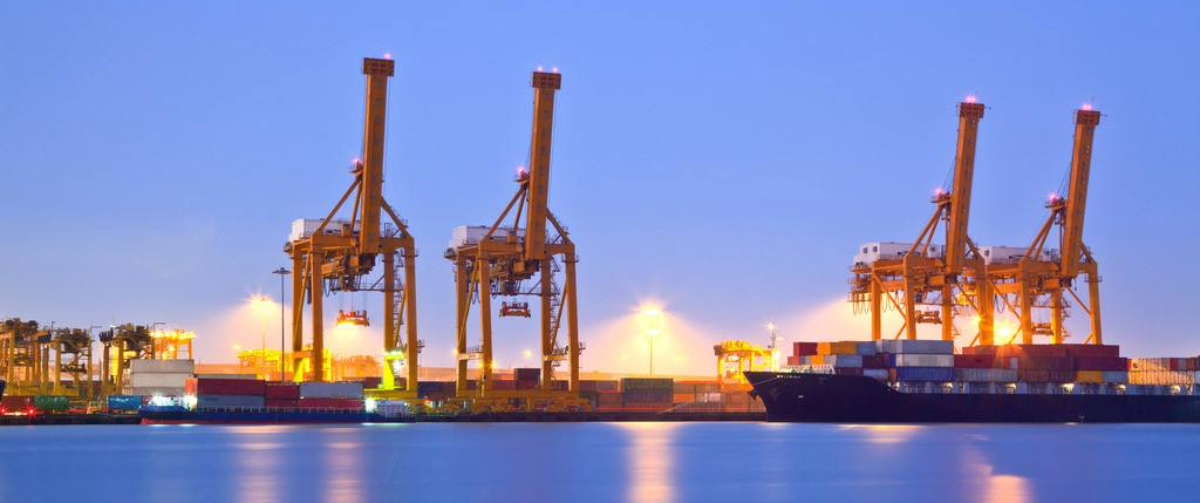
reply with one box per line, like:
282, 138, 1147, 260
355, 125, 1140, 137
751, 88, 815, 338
516, 380, 538, 390
299, 381, 363, 399
954, 368, 1018, 382
877, 340, 954, 355
1103, 371, 1130, 384
1074, 357, 1128, 371
265, 398, 301, 409
792, 342, 818, 356
195, 373, 257, 380
107, 395, 142, 411
1018, 369, 1074, 382
130, 373, 190, 389
32, 395, 69, 412
265, 383, 301, 400
855, 341, 878, 356
513, 368, 541, 381
892, 354, 955, 367
1075, 370, 1105, 383
954, 354, 996, 369
893, 366, 954, 382
1015, 356, 1074, 371
861, 354, 887, 368
1062, 344, 1121, 358
623, 389, 674, 404
863, 368, 889, 381
825, 355, 863, 368
131, 386, 186, 397
130, 359, 195, 374
621, 378, 673, 392
1129, 370, 1192, 386
298, 398, 363, 410
361, 377, 383, 389
197, 394, 265, 409
195, 378, 266, 396
1, 396, 34, 412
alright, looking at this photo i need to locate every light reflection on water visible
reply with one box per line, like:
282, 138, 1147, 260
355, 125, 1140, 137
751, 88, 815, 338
0, 423, 1197, 503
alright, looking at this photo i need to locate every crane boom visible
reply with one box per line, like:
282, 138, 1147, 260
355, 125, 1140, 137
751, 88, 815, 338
944, 101, 985, 272
523, 71, 562, 259
359, 57, 395, 253
1060, 108, 1101, 277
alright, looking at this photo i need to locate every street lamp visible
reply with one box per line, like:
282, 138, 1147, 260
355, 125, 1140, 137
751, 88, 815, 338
646, 327, 662, 375
272, 267, 291, 382
638, 304, 665, 376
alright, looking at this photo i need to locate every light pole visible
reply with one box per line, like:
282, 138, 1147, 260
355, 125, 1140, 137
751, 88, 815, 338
638, 304, 665, 376
272, 267, 291, 382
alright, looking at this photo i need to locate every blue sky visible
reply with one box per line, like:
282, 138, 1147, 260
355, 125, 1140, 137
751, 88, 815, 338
2, 2, 1198, 372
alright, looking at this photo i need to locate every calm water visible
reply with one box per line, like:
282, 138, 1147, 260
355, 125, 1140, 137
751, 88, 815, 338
0, 423, 1197, 503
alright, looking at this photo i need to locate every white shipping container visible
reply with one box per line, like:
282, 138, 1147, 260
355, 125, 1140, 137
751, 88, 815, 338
131, 373, 191, 389
299, 381, 364, 399
447, 225, 526, 250
853, 242, 944, 266
130, 359, 195, 375
131, 386, 186, 397
854, 342, 878, 356
289, 218, 358, 243
977, 245, 1057, 265
876, 340, 954, 355
893, 354, 954, 367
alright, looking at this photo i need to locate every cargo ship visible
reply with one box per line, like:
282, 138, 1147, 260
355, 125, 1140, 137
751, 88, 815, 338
139, 406, 410, 424
745, 340, 1200, 423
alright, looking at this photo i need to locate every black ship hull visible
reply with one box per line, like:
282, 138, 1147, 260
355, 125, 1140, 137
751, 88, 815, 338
745, 371, 1200, 423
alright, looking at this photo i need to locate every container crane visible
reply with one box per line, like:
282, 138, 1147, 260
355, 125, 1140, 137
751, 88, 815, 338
986, 107, 1103, 345
284, 57, 422, 394
98, 323, 152, 396
850, 100, 993, 343
445, 69, 584, 410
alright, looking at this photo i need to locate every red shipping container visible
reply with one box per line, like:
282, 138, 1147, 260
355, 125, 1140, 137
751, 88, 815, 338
361, 377, 383, 389
195, 378, 266, 396
265, 383, 300, 400
298, 398, 363, 410
1074, 357, 1128, 371
786, 356, 798, 366
1016, 356, 1073, 371
954, 354, 996, 368
1062, 344, 1121, 358
793, 342, 818, 357
1, 396, 35, 413
265, 398, 300, 409
961, 346, 997, 356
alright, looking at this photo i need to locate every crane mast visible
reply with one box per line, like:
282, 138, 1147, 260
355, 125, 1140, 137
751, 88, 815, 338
1060, 108, 1101, 277
285, 57, 421, 392
446, 69, 584, 411
850, 100, 990, 344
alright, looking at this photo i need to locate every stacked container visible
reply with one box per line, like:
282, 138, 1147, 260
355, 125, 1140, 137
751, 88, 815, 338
299, 382, 364, 410
1129, 358, 1194, 385
265, 383, 301, 408
187, 377, 266, 409
880, 340, 954, 382
620, 378, 673, 412
130, 359, 195, 397
514, 368, 540, 390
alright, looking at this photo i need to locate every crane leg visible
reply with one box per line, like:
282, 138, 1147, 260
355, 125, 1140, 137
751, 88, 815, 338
869, 277, 882, 341
1051, 290, 1064, 344
404, 248, 419, 394
1087, 264, 1103, 345
564, 253, 581, 392
291, 253, 305, 377
941, 284, 954, 341
540, 258, 553, 391
478, 259, 494, 396
903, 278, 918, 340
978, 276, 994, 346
1019, 279, 1034, 345
455, 258, 469, 397
310, 254, 325, 382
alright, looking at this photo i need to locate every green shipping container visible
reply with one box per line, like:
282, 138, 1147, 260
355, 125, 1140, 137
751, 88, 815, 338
33, 395, 69, 412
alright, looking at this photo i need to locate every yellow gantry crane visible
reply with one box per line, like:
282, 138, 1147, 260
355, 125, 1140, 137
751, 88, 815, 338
285, 57, 421, 393
850, 100, 993, 343
714, 340, 774, 390
446, 69, 583, 408
986, 107, 1103, 345
99, 323, 152, 396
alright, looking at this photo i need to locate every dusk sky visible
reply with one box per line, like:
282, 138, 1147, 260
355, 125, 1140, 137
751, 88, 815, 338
3, 2, 1198, 374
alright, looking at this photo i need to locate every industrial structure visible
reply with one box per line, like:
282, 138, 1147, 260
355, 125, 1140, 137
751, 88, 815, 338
850, 100, 992, 343
850, 101, 1104, 347
985, 107, 1103, 345
284, 57, 422, 395
99, 324, 153, 396
445, 68, 584, 409
714, 340, 775, 390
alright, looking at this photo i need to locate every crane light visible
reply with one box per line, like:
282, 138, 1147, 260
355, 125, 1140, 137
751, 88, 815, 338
964, 94, 978, 104
1081, 103, 1093, 111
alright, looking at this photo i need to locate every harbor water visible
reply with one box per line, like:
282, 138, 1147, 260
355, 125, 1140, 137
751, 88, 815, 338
0, 423, 1196, 503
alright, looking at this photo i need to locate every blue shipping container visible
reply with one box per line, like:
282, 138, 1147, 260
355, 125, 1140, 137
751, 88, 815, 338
894, 366, 955, 382
107, 395, 142, 411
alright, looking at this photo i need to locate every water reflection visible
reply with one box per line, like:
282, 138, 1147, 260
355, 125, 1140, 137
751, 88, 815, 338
233, 427, 283, 503
837, 424, 923, 445
964, 444, 1031, 503
617, 423, 678, 503
323, 430, 364, 503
